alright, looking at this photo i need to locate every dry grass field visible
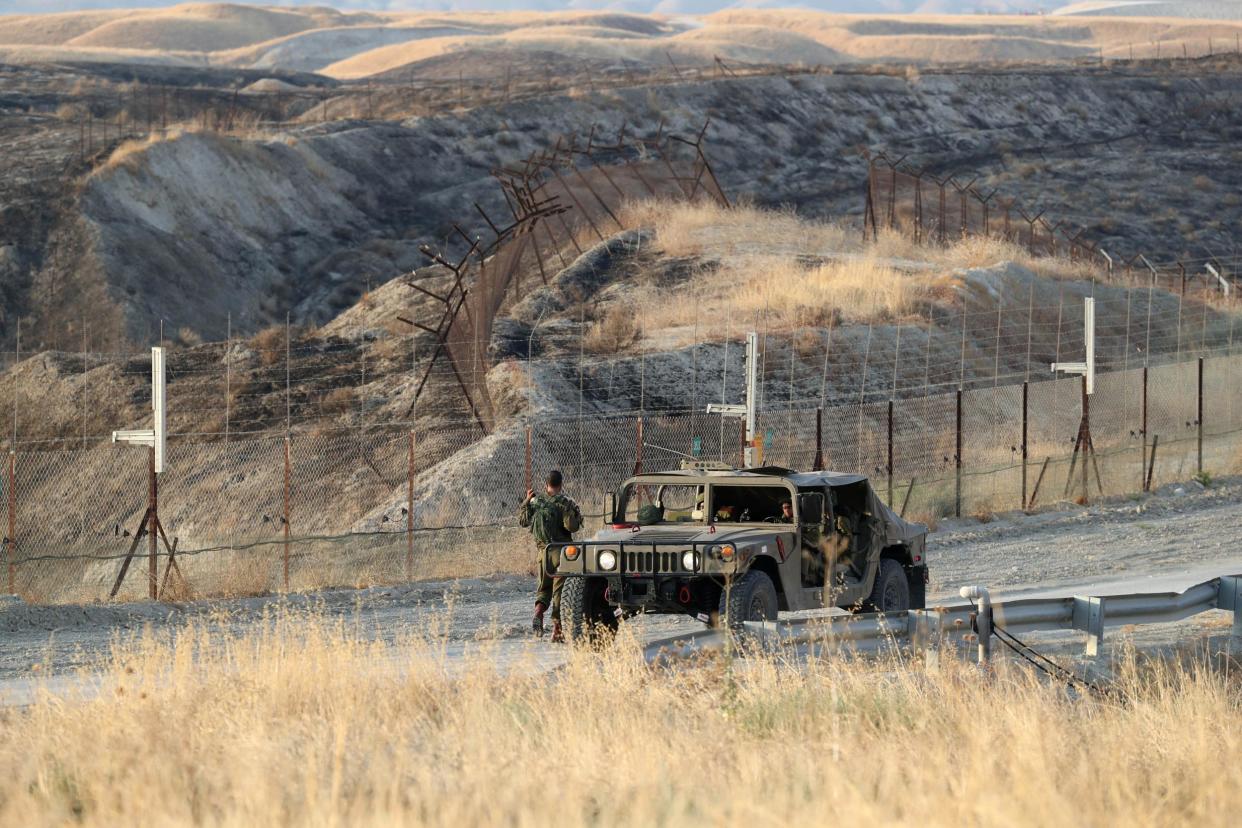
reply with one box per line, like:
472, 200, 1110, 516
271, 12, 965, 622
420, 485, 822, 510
0, 608, 1238, 825
615, 200, 1097, 334
3, 4, 1242, 75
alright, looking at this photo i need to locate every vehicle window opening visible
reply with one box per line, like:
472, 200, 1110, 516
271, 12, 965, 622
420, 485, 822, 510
622, 484, 704, 524
710, 485, 789, 523
798, 486, 827, 587
796, 487, 825, 524
830, 481, 873, 574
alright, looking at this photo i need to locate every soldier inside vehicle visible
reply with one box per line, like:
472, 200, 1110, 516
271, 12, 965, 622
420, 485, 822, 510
709, 485, 790, 522
621, 483, 792, 525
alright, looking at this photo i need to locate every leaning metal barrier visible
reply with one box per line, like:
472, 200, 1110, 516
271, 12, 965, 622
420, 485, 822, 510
642, 573, 1242, 664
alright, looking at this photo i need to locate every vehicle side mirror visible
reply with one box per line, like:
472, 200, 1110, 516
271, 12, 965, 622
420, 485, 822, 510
603, 492, 616, 525
797, 492, 824, 525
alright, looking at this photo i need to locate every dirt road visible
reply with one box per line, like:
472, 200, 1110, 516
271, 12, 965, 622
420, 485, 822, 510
3, 476, 1241, 693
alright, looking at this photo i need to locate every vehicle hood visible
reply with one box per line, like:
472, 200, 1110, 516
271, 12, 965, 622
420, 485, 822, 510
585, 525, 778, 546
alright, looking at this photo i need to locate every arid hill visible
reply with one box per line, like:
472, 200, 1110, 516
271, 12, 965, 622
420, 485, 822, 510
3, 4, 1242, 74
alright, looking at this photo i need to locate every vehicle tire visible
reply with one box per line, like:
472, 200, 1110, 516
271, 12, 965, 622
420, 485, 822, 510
861, 558, 910, 614
718, 570, 779, 632
561, 577, 619, 646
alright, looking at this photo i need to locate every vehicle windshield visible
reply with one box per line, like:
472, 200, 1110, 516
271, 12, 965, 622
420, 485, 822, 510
710, 485, 791, 523
617, 481, 795, 525
619, 483, 705, 525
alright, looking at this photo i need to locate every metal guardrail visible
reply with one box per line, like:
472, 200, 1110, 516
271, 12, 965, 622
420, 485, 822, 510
642, 574, 1242, 664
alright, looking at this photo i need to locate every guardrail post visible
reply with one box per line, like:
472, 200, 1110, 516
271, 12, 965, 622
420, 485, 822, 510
960, 586, 991, 663
1219, 576, 1242, 640
1072, 596, 1105, 657
908, 609, 940, 668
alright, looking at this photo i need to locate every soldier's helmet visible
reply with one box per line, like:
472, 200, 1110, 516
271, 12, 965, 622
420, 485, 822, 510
637, 504, 663, 525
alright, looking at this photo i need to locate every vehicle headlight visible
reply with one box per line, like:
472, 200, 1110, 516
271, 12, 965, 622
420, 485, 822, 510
597, 550, 617, 571
562, 544, 580, 561
682, 550, 699, 571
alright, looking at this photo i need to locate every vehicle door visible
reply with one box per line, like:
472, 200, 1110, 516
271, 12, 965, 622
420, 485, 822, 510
797, 486, 828, 587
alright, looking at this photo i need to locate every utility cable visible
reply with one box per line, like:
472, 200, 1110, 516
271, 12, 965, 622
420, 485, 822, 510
991, 621, 1123, 702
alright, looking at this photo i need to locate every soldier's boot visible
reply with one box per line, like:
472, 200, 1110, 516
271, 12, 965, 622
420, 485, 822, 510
532, 602, 547, 637
550, 618, 564, 644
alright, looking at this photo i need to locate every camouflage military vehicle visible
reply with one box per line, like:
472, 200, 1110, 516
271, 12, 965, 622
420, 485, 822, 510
546, 463, 928, 641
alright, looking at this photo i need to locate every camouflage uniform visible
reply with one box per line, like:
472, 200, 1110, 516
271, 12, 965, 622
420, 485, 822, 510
518, 491, 583, 619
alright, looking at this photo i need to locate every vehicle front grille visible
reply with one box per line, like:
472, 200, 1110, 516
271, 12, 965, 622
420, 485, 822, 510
621, 549, 681, 574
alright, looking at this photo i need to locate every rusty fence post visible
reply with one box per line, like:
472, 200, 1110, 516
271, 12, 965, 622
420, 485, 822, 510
888, 164, 898, 230
1027, 457, 1050, 510
1021, 381, 1029, 510
813, 408, 824, 471
1079, 376, 1090, 505
887, 399, 894, 506
1141, 366, 1149, 492
407, 430, 415, 582
913, 173, 924, 244
525, 424, 533, 494
955, 388, 963, 518
938, 181, 947, 246
283, 436, 291, 591
1146, 435, 1160, 492
6, 451, 14, 594
635, 416, 645, 474
864, 157, 877, 241
1197, 356, 1204, 477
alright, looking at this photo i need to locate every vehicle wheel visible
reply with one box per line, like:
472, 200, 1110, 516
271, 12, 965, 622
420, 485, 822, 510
861, 559, 910, 614
718, 570, 779, 632
561, 577, 619, 646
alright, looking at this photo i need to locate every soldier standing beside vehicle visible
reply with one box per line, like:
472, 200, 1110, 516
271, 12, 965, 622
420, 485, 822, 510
519, 469, 582, 643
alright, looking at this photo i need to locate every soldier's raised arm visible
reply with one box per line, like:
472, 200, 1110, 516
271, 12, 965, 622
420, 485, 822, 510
518, 490, 535, 528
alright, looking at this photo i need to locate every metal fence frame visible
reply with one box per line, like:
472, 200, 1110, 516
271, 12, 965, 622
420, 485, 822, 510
1, 351, 1241, 604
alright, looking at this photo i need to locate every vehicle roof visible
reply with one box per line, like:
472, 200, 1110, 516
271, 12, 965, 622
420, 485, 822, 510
631, 466, 869, 487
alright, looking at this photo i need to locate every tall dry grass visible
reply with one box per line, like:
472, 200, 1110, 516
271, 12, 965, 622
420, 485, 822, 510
0, 609, 1238, 826
623, 198, 1097, 277
617, 200, 1076, 334
730, 255, 959, 327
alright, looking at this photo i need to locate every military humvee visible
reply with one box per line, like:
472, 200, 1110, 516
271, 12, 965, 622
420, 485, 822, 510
546, 463, 928, 640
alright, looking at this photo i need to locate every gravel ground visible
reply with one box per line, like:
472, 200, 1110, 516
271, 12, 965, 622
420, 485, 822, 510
2, 475, 1241, 695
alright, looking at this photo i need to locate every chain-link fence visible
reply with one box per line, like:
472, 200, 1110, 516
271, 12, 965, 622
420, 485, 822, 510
2, 352, 1241, 604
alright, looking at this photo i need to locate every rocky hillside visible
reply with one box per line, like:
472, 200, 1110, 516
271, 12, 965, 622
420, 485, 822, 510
5, 56, 1241, 357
